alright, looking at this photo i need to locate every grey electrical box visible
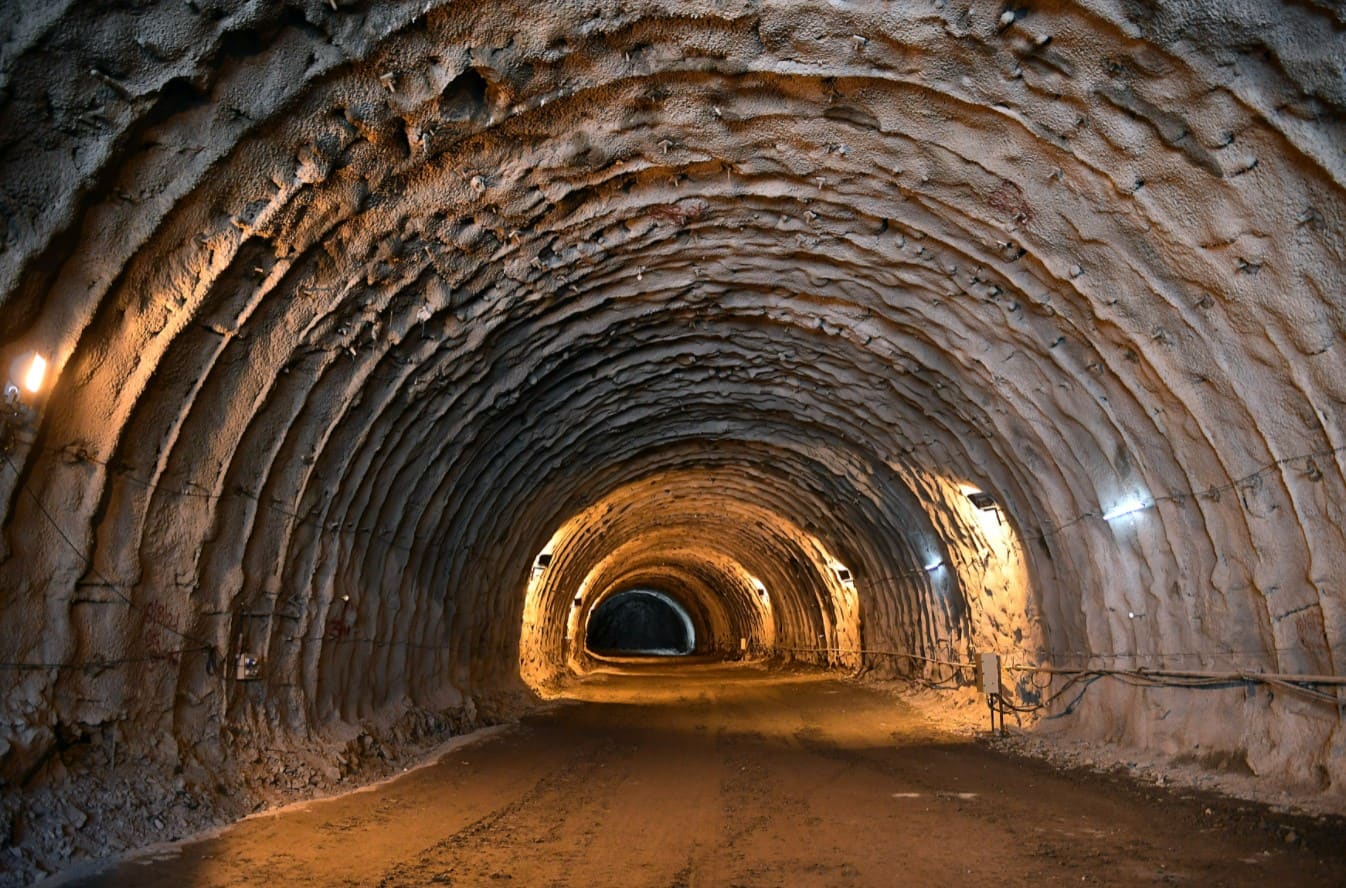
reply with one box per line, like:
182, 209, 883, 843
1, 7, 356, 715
975, 652, 1001, 695
236, 653, 262, 681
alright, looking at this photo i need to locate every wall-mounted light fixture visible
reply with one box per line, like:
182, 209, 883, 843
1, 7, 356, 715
831, 564, 855, 588
531, 551, 553, 581
965, 489, 997, 511
4, 351, 48, 404
923, 558, 944, 572
19, 352, 46, 396
3, 350, 49, 449
752, 577, 768, 598
1101, 495, 1151, 522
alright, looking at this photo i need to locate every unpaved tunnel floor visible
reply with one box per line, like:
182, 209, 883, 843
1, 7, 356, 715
56, 662, 1346, 887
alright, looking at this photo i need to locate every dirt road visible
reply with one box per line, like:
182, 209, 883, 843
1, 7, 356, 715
48, 662, 1346, 887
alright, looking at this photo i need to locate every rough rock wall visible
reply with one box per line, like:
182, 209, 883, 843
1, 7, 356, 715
1, 0, 1344, 881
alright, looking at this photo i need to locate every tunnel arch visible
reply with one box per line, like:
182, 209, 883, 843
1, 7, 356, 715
585, 589, 697, 657
1, 4, 1344, 878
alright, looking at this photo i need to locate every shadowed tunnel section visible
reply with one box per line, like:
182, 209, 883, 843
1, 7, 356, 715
585, 590, 695, 656
0, 0, 1344, 882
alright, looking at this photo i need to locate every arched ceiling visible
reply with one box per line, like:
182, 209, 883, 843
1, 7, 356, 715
1, 0, 1344, 798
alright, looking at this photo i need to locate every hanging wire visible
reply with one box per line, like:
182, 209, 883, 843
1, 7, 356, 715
20, 441, 416, 554
3, 433, 1345, 683
0, 451, 219, 672
782, 643, 1345, 715
1028, 442, 1346, 541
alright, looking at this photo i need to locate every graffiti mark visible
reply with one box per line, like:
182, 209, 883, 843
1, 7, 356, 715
649, 198, 708, 226
988, 180, 1033, 225
324, 617, 352, 641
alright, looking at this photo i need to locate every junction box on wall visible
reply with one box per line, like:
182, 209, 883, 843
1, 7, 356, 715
236, 653, 262, 681
975, 652, 1005, 736
975, 652, 1001, 695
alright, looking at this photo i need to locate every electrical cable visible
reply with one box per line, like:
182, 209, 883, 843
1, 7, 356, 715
780, 645, 973, 670
23, 441, 416, 554
1040, 675, 1102, 719
6, 435, 1346, 691
314, 635, 452, 651
780, 645, 971, 689
1022, 645, 1329, 662
1027, 442, 1346, 541
1261, 676, 1343, 705
780, 640, 1343, 717
23, 440, 1346, 578
0, 637, 451, 673
0, 648, 213, 672
0, 445, 453, 673
1, 450, 219, 665
997, 666, 1345, 715
1011, 664, 1346, 685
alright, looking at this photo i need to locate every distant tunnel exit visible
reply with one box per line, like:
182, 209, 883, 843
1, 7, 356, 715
585, 589, 696, 656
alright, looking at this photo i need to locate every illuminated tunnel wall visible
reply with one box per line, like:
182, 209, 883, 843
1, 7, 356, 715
1, 1, 1344, 875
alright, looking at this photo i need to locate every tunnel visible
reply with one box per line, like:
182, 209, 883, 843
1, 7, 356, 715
0, 0, 1344, 884
585, 589, 696, 656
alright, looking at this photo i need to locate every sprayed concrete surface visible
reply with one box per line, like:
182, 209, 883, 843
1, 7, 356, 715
41, 662, 1346, 888
3, 2, 1346, 879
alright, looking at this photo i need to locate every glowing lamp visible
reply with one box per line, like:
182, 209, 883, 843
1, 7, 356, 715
1102, 497, 1150, 522
923, 559, 944, 572
21, 353, 47, 393
6, 351, 48, 405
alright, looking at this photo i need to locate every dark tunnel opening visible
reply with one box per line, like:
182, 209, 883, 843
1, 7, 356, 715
585, 589, 696, 656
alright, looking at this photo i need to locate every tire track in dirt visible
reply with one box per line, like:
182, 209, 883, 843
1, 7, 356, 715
374, 733, 620, 887
55, 664, 1346, 888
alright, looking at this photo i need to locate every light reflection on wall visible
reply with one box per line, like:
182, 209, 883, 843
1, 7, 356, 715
946, 480, 1037, 667
815, 545, 862, 669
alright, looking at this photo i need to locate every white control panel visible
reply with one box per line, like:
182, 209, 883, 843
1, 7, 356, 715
975, 652, 1001, 695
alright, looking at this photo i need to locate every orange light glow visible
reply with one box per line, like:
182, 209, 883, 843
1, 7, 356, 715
22, 353, 47, 394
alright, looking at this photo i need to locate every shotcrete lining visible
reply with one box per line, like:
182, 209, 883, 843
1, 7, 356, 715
2, 5, 1345, 866
518, 471, 883, 685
